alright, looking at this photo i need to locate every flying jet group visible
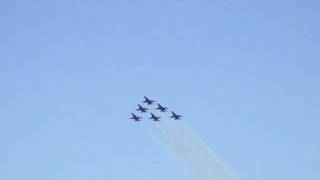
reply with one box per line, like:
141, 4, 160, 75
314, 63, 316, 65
130, 96, 182, 122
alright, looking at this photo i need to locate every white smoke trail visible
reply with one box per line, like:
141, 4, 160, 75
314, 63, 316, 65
155, 119, 240, 180
182, 123, 239, 180
161, 120, 217, 180
179, 122, 241, 180
155, 123, 209, 180
143, 122, 177, 160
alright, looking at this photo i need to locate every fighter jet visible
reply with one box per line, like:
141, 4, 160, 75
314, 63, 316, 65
156, 103, 168, 112
170, 111, 182, 120
136, 104, 148, 113
130, 113, 142, 121
142, 96, 155, 105
149, 113, 161, 121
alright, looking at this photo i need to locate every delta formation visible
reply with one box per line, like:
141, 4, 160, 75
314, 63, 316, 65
129, 96, 182, 122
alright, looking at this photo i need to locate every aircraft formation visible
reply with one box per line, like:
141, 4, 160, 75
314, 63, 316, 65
130, 96, 182, 122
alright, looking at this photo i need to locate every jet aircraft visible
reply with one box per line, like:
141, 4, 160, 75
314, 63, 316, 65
170, 111, 182, 120
142, 96, 155, 105
130, 113, 142, 121
156, 103, 168, 112
149, 113, 161, 121
136, 104, 148, 113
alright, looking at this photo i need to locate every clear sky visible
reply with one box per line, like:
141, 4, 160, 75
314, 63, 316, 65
1, 0, 320, 180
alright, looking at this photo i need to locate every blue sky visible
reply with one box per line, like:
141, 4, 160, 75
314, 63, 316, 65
1, 0, 320, 179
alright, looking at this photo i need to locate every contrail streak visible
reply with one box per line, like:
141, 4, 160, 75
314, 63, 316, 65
155, 123, 207, 180
153, 119, 240, 180
143, 122, 177, 160
179, 122, 240, 180
161, 120, 215, 180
